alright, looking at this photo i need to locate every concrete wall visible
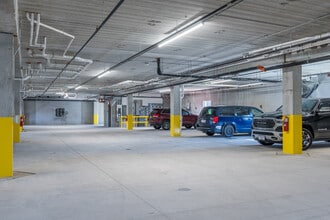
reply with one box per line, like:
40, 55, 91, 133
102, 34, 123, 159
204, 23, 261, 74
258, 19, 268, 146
183, 84, 283, 115
183, 75, 330, 115
24, 100, 94, 125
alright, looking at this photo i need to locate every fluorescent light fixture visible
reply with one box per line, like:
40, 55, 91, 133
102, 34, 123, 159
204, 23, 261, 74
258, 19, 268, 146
75, 86, 82, 90
209, 79, 233, 84
158, 23, 204, 48
98, 71, 111, 79
239, 82, 263, 88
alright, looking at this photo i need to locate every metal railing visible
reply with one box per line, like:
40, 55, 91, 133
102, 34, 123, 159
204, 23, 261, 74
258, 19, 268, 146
120, 115, 149, 128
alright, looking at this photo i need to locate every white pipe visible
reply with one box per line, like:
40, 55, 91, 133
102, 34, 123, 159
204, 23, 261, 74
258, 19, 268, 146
247, 32, 330, 56
34, 13, 40, 46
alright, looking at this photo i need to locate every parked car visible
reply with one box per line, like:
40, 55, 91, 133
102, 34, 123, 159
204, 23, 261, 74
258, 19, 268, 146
149, 108, 198, 130
196, 105, 263, 137
252, 98, 330, 150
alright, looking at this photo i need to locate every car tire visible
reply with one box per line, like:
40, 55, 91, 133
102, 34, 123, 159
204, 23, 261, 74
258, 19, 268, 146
223, 124, 235, 137
302, 128, 313, 151
206, 132, 214, 136
162, 120, 170, 130
185, 125, 192, 129
258, 140, 274, 146
153, 125, 161, 129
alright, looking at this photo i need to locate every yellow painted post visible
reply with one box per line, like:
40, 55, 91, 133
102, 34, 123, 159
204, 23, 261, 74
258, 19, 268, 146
93, 114, 99, 125
0, 117, 13, 178
283, 114, 302, 154
170, 115, 181, 137
127, 114, 133, 130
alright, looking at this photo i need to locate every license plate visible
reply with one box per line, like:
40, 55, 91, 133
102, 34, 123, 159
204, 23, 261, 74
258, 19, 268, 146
201, 119, 206, 123
258, 136, 265, 141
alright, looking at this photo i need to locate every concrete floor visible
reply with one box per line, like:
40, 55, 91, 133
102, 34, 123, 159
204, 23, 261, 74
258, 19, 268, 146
1, 125, 330, 220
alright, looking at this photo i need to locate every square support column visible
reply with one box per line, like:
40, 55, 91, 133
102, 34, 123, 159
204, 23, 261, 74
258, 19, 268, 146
282, 65, 302, 154
170, 86, 182, 137
127, 94, 133, 130
0, 33, 14, 178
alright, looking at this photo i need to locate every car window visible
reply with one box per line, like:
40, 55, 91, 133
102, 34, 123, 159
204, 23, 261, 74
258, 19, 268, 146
220, 107, 235, 116
302, 99, 318, 112
199, 107, 217, 117
250, 107, 263, 116
235, 107, 249, 116
182, 110, 189, 116
319, 101, 330, 112
162, 109, 170, 114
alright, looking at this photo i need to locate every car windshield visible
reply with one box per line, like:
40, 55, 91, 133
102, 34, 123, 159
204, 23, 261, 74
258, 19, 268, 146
275, 99, 318, 113
302, 99, 318, 112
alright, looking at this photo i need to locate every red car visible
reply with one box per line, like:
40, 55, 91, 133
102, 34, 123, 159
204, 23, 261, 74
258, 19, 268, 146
149, 108, 198, 130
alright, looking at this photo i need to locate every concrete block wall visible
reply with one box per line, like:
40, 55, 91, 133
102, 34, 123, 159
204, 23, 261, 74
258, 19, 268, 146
24, 100, 94, 125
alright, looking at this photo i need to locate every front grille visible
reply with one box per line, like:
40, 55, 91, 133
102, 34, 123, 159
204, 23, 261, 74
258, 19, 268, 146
253, 118, 275, 128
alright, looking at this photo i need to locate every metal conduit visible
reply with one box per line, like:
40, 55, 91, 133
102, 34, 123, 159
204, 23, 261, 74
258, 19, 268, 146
41, 0, 125, 95
72, 0, 245, 89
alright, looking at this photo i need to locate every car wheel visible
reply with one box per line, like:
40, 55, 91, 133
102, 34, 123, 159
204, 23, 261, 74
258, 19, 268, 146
206, 132, 214, 136
223, 124, 235, 137
162, 120, 170, 130
258, 140, 274, 146
153, 125, 161, 129
302, 128, 313, 151
185, 125, 192, 129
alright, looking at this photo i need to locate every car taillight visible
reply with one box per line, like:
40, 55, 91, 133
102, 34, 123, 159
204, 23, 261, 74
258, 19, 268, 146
212, 116, 219, 123
152, 113, 160, 117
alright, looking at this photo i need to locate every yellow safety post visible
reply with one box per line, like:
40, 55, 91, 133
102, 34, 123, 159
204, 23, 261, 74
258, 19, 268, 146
0, 117, 13, 178
127, 114, 133, 130
93, 114, 99, 125
170, 115, 181, 137
282, 114, 302, 154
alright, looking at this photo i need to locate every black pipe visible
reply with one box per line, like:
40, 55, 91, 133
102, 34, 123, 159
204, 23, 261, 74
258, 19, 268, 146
42, 0, 125, 95
73, 0, 245, 89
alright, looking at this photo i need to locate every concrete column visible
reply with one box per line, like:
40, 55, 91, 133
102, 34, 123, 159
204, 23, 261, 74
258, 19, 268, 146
13, 80, 21, 142
93, 101, 104, 125
282, 65, 302, 154
0, 33, 14, 178
127, 94, 133, 130
170, 85, 182, 137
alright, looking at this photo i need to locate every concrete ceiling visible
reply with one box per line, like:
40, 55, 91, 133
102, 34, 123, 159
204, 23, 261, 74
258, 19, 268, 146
2, 0, 330, 99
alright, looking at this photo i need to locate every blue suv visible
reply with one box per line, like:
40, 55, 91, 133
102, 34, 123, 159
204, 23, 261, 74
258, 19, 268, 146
196, 105, 263, 137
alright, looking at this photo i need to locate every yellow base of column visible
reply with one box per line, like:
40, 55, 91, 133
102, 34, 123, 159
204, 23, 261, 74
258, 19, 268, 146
170, 115, 181, 137
127, 114, 133, 130
13, 122, 20, 143
283, 114, 302, 154
93, 114, 99, 125
0, 117, 13, 178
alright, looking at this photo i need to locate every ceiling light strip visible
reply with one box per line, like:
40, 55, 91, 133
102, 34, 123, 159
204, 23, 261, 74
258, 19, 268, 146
158, 23, 204, 48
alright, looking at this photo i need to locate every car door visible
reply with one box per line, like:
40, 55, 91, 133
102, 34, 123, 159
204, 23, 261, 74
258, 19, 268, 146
234, 107, 252, 133
315, 100, 330, 139
182, 109, 192, 125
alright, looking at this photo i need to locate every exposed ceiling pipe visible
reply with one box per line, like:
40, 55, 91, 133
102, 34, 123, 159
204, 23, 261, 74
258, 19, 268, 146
118, 54, 330, 96
74, 0, 245, 90
26, 12, 74, 55
42, 0, 125, 95
14, 0, 23, 76
155, 32, 330, 81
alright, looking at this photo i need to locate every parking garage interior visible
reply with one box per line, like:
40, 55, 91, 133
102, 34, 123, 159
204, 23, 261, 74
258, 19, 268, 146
1, 0, 330, 219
